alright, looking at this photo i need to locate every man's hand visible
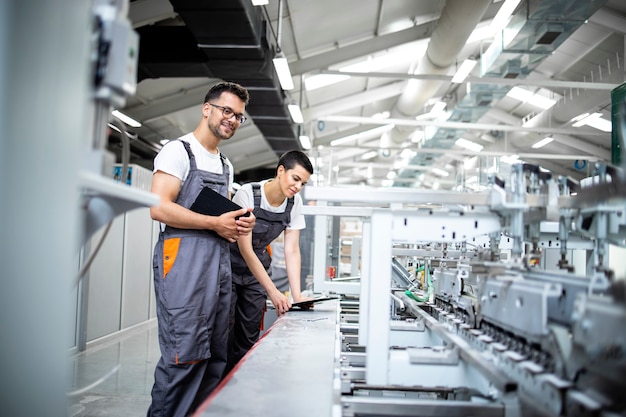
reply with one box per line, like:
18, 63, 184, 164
236, 208, 255, 236
215, 210, 251, 242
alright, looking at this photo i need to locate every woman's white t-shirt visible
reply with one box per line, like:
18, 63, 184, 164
232, 179, 305, 230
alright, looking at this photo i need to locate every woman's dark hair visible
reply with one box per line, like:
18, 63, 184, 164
277, 150, 314, 175
204, 81, 250, 105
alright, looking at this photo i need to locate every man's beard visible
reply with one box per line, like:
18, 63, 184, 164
209, 120, 235, 140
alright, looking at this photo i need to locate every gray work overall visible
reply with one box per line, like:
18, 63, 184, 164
226, 183, 294, 373
148, 140, 232, 417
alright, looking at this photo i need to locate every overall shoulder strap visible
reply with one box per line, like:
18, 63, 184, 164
252, 183, 262, 208
179, 140, 197, 170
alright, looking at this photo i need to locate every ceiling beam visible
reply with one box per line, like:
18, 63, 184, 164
320, 70, 620, 90
125, 84, 212, 122
589, 7, 626, 34
289, 20, 438, 76
321, 115, 606, 136
303, 81, 405, 121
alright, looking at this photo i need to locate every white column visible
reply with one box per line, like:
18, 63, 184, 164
365, 210, 393, 385
0, 1, 92, 416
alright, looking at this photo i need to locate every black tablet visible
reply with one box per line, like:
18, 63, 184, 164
189, 187, 250, 219
289, 296, 337, 310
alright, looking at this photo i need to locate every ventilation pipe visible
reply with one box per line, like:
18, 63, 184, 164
383, 0, 492, 147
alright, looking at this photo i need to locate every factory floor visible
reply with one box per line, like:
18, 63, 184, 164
68, 322, 160, 417
67, 309, 280, 417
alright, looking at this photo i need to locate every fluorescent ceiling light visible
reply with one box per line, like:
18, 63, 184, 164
400, 148, 417, 159
372, 111, 390, 119
584, 115, 612, 132
467, 24, 496, 43
532, 136, 554, 149
394, 159, 408, 170
429, 101, 447, 115
411, 130, 425, 143
304, 73, 350, 91
273, 56, 294, 90
507, 86, 534, 102
490, 0, 522, 32
501, 154, 519, 164
455, 137, 483, 152
112, 110, 141, 127
572, 112, 611, 132
251, 0, 268, 5
330, 124, 394, 146
287, 104, 303, 123
451, 59, 477, 83
361, 150, 378, 160
431, 167, 449, 177
298, 135, 311, 150
571, 113, 590, 126
506, 87, 556, 110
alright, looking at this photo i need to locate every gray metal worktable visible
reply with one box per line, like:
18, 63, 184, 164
195, 299, 340, 417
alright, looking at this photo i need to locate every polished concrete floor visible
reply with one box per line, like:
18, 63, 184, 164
68, 321, 160, 417
67, 310, 281, 417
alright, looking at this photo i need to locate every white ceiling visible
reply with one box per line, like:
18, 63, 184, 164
121, 0, 626, 190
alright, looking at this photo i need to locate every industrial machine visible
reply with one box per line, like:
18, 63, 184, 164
298, 161, 626, 417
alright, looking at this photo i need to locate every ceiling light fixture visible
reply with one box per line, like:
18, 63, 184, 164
451, 59, 477, 83
287, 104, 303, 123
532, 136, 554, 149
112, 110, 141, 128
571, 112, 611, 132
273, 55, 294, 90
431, 167, 450, 177
251, 0, 268, 5
490, 0, 523, 33
429, 101, 447, 115
330, 124, 394, 146
411, 130, 425, 143
506, 87, 556, 110
500, 154, 520, 164
298, 135, 311, 150
455, 137, 483, 152
361, 150, 378, 160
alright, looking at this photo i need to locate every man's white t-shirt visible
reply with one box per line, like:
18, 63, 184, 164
153, 132, 235, 186
232, 179, 305, 230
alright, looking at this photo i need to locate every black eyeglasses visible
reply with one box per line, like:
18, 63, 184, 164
209, 103, 247, 124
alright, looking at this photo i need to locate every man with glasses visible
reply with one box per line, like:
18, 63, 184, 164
148, 81, 256, 417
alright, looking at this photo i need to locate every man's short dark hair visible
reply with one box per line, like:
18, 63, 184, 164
277, 150, 314, 174
204, 81, 250, 105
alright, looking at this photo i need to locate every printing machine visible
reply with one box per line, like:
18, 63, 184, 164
199, 162, 625, 417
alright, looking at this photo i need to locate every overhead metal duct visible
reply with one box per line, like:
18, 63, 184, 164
135, 0, 300, 156
385, 0, 493, 148
480, 0, 607, 79
397, 0, 609, 186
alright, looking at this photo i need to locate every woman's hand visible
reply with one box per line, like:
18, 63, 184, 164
268, 288, 291, 315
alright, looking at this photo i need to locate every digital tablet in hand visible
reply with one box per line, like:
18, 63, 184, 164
189, 187, 250, 219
